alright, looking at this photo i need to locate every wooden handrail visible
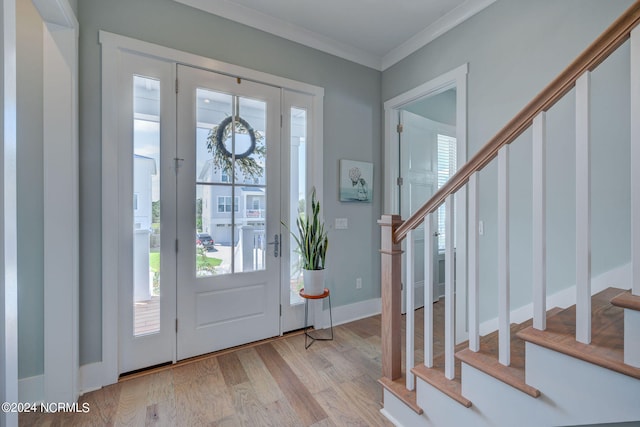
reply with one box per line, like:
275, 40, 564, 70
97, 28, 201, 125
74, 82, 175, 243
394, 0, 640, 243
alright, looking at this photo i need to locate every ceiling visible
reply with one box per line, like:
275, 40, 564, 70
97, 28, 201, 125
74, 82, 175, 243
174, 0, 496, 71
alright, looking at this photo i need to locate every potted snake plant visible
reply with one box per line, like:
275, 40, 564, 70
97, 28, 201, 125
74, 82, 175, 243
286, 188, 328, 295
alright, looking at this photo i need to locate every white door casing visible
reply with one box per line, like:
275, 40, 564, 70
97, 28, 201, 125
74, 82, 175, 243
1, 0, 18, 422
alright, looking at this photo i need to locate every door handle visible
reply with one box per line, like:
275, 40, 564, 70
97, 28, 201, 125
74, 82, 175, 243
267, 234, 280, 258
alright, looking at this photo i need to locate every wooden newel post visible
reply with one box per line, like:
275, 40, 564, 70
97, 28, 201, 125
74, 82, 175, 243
379, 214, 403, 381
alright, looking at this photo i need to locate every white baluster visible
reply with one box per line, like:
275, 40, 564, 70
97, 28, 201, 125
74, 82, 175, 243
424, 214, 434, 368
576, 72, 592, 344
445, 195, 455, 379
406, 229, 415, 390
533, 112, 547, 330
498, 145, 510, 366
468, 173, 480, 352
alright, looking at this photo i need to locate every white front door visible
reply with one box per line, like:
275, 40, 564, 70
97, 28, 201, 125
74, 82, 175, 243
176, 65, 281, 360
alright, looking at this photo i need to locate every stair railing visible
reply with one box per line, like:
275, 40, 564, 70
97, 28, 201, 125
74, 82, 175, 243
380, 0, 640, 390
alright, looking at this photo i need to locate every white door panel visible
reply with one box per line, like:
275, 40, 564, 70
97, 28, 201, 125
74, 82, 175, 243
400, 111, 455, 311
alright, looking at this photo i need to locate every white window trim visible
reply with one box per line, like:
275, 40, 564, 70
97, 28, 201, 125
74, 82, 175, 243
100, 31, 323, 387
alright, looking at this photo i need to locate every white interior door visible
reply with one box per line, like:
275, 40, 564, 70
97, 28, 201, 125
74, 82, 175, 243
119, 53, 176, 374
400, 110, 456, 310
176, 65, 281, 360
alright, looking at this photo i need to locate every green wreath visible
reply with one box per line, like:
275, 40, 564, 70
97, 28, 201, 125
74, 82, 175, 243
206, 115, 265, 181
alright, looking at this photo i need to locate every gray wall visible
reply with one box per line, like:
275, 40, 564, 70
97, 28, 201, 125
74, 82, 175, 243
404, 88, 456, 126
77, 0, 382, 364
17, 0, 44, 380
383, 0, 633, 321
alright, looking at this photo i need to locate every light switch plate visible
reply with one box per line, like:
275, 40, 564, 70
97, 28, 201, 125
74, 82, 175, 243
335, 218, 348, 229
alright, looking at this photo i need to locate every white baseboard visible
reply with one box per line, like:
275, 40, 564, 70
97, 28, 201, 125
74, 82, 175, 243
479, 262, 631, 335
19, 375, 43, 403
80, 362, 104, 395
437, 282, 445, 299
402, 280, 444, 314
19, 362, 107, 403
319, 297, 382, 329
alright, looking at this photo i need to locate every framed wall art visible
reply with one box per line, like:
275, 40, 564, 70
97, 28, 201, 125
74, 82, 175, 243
339, 159, 373, 203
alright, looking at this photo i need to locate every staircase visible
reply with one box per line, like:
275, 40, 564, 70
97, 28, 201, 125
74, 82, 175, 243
378, 2, 640, 426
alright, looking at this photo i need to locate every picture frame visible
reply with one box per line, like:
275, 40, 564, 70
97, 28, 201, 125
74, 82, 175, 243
339, 159, 373, 203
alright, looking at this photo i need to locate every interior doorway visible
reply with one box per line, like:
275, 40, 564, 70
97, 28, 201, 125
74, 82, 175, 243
383, 64, 469, 343
399, 103, 457, 309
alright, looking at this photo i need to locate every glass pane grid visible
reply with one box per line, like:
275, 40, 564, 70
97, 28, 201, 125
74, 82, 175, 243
196, 90, 268, 277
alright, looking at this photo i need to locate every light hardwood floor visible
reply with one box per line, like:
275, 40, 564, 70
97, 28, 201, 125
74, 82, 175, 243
20, 303, 446, 427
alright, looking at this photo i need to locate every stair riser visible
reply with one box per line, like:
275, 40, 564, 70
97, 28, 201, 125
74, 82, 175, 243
415, 380, 479, 426
526, 343, 640, 426
624, 310, 640, 368
461, 363, 552, 427
382, 389, 427, 427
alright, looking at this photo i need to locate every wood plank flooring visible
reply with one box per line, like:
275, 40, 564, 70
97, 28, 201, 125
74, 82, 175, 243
20, 311, 412, 427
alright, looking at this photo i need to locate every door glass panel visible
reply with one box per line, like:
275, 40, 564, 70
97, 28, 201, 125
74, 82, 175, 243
234, 96, 267, 273
196, 88, 232, 276
133, 75, 161, 336
289, 107, 307, 304
196, 89, 268, 275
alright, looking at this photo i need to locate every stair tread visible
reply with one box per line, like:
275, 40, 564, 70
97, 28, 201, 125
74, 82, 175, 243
611, 290, 640, 311
412, 364, 472, 408
379, 376, 424, 415
517, 287, 640, 380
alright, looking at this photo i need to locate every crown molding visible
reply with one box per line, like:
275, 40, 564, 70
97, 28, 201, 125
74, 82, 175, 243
174, 0, 382, 70
174, 0, 495, 71
381, 0, 496, 70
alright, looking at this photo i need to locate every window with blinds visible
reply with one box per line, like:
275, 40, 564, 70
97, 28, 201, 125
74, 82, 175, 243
436, 134, 457, 251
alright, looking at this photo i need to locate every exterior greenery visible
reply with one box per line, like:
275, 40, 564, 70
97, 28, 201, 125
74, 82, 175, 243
286, 188, 328, 271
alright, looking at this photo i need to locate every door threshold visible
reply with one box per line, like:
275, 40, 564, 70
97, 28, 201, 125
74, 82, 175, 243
118, 328, 306, 383
119, 361, 173, 379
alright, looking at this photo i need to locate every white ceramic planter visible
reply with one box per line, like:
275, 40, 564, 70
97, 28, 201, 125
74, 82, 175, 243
303, 269, 325, 296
